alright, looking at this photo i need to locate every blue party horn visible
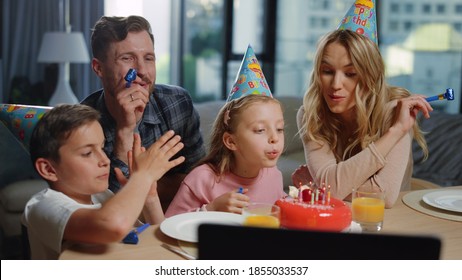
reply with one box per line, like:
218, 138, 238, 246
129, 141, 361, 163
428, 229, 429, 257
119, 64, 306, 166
124, 68, 137, 88
426, 88, 454, 102
122, 223, 150, 245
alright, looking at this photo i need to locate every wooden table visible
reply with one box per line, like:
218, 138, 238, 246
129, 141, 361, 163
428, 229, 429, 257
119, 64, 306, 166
381, 186, 462, 260
59, 224, 184, 260
60, 186, 462, 260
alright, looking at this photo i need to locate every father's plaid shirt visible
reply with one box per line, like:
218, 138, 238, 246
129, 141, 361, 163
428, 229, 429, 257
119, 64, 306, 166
81, 84, 205, 193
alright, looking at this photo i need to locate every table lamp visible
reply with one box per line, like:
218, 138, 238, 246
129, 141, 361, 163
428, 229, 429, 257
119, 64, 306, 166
37, 31, 90, 106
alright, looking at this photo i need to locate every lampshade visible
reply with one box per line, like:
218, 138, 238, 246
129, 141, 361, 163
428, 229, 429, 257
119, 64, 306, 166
38, 31, 90, 63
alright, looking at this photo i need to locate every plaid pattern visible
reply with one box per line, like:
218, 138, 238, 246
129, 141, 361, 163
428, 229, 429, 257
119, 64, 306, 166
81, 84, 205, 192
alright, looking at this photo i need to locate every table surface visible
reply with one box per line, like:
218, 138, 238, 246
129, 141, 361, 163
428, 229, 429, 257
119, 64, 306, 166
59, 186, 462, 260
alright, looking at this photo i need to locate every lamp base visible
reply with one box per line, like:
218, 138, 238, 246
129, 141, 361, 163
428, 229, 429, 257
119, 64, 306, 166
48, 63, 79, 106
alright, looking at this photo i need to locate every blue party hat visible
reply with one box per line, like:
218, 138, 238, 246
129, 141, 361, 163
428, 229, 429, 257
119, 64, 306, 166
227, 45, 272, 102
338, 0, 378, 44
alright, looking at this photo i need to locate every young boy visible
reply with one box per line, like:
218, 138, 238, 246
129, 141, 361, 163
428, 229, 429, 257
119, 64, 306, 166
22, 104, 184, 259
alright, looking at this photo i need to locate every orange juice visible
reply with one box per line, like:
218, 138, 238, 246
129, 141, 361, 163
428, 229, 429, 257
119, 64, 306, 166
352, 197, 385, 223
243, 215, 280, 228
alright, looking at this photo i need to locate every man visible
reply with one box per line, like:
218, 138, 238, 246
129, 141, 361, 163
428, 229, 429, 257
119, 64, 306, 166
82, 15, 205, 211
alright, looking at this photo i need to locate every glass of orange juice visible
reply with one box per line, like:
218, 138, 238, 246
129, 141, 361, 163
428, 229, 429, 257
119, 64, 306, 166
242, 203, 280, 228
352, 186, 385, 232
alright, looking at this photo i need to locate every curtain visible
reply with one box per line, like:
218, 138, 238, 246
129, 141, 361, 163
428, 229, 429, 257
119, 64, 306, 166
1, 0, 104, 104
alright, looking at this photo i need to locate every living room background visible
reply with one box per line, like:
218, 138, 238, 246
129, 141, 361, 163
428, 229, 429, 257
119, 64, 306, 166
1, 0, 461, 113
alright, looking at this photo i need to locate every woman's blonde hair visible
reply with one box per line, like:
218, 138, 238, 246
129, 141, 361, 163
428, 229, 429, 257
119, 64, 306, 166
299, 29, 427, 161
199, 94, 281, 178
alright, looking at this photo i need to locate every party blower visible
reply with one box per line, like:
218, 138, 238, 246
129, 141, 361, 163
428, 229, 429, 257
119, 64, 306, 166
426, 88, 455, 102
122, 223, 150, 244
125, 68, 137, 88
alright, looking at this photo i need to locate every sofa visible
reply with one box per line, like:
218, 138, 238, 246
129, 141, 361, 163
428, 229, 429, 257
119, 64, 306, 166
0, 104, 50, 259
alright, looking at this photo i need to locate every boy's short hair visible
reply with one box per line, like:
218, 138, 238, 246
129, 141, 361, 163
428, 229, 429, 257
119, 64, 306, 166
30, 104, 101, 165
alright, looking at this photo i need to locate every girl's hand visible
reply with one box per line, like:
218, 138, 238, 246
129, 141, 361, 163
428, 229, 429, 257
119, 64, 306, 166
206, 188, 250, 214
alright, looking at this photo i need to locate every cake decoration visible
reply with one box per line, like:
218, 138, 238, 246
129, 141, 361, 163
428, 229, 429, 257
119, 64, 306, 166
276, 184, 352, 232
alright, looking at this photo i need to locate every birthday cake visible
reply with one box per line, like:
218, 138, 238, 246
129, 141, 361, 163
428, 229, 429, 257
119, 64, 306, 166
275, 185, 352, 232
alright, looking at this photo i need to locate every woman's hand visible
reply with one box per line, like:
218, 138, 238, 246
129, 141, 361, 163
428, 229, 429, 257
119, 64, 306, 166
291, 164, 313, 187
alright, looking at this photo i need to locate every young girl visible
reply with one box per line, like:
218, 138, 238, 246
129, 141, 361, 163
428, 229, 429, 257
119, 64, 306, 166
166, 95, 287, 217
293, 29, 432, 208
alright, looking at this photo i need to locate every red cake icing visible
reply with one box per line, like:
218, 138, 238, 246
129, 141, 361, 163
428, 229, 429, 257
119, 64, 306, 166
275, 197, 352, 232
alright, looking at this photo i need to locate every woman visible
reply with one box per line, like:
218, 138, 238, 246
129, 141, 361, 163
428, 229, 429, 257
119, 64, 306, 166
294, 29, 431, 207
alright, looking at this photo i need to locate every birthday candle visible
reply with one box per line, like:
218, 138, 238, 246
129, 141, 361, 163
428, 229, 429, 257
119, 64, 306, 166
327, 185, 331, 204
311, 190, 314, 205
322, 186, 326, 204
315, 188, 319, 201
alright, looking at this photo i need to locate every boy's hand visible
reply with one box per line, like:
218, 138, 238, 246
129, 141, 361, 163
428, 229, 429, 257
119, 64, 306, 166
207, 188, 250, 214
131, 131, 185, 182
114, 143, 147, 187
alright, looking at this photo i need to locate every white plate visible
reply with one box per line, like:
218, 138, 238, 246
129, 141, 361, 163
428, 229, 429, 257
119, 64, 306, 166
422, 190, 462, 213
160, 211, 244, 242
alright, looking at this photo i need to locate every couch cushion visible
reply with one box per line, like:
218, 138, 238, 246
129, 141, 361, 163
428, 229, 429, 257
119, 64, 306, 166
412, 111, 462, 186
0, 122, 41, 188
0, 179, 47, 212
0, 208, 24, 237
278, 97, 303, 155
195, 100, 226, 150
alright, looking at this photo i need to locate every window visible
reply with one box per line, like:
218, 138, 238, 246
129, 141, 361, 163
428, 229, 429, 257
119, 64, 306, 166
389, 21, 399, 31
382, 17, 462, 114
405, 3, 414, 13
403, 21, 413, 31
422, 4, 432, 14
436, 4, 445, 14
455, 23, 462, 32
182, 0, 225, 101
310, 17, 320, 28
105, 0, 462, 113
456, 4, 462, 13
